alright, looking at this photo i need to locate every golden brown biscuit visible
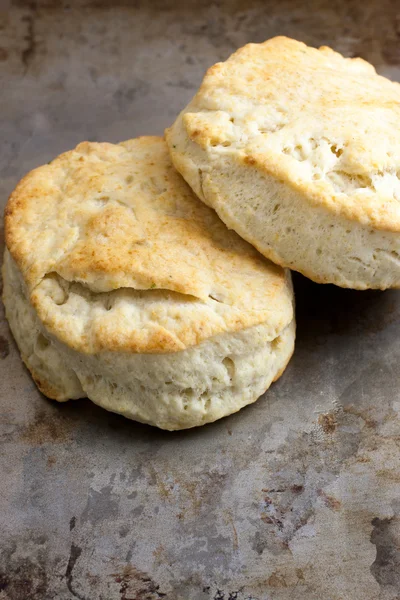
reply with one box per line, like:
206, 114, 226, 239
3, 137, 295, 429
167, 37, 400, 289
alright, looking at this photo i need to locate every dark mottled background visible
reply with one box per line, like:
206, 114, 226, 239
1, 1, 400, 599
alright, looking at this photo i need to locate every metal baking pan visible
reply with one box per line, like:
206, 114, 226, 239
1, 1, 399, 598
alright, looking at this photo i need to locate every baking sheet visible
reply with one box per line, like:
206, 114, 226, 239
1, 1, 400, 598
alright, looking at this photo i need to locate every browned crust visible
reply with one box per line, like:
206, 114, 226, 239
179, 36, 400, 233
272, 343, 295, 383
19, 355, 69, 401
4, 137, 293, 354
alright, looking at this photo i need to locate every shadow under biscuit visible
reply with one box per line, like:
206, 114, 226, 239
293, 271, 400, 341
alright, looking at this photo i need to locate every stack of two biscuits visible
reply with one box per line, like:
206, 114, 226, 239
4, 38, 400, 430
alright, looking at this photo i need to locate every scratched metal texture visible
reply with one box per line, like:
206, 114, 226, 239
0, 1, 400, 599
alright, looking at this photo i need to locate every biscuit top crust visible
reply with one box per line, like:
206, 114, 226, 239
5, 137, 293, 353
173, 36, 400, 232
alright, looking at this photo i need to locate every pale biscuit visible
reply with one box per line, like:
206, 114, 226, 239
166, 37, 400, 289
3, 137, 295, 430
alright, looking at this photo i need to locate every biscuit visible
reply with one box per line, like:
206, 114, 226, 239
3, 137, 295, 430
166, 37, 400, 289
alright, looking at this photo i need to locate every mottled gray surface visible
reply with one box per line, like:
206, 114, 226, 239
1, 1, 400, 598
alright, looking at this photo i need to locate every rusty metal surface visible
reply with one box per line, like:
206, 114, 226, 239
1, 1, 400, 598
